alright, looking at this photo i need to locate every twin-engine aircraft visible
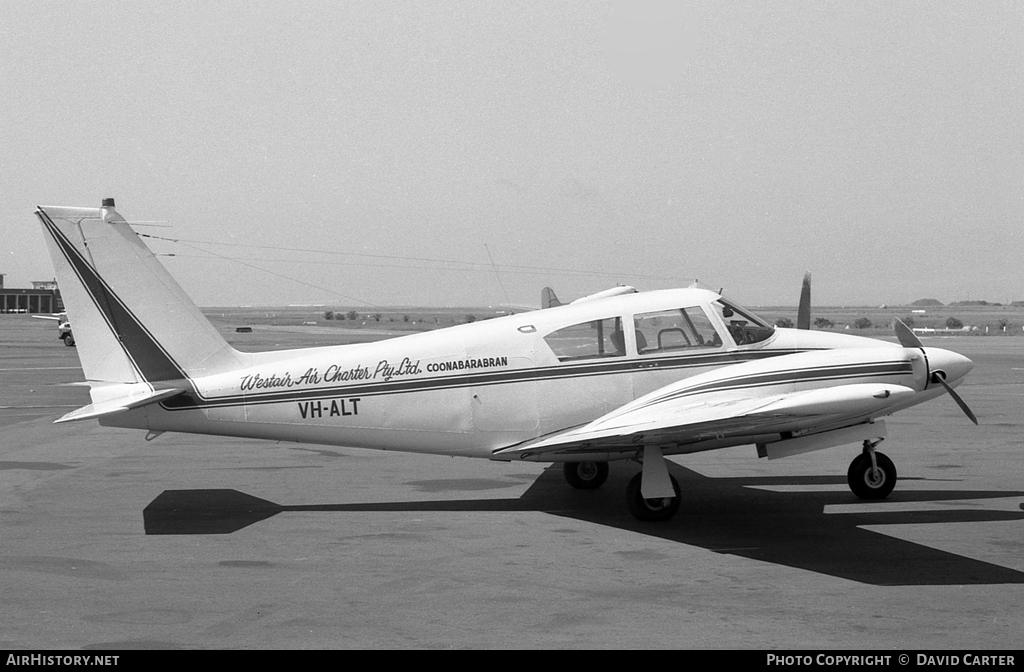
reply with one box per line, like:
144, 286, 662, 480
36, 201, 977, 521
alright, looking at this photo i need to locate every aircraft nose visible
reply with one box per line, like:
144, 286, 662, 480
924, 348, 974, 386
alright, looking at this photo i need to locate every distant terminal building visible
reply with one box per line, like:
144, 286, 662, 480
0, 274, 63, 313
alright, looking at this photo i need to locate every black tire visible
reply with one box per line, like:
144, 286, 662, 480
563, 461, 609, 490
847, 452, 897, 500
62, 334, 75, 347
626, 472, 681, 522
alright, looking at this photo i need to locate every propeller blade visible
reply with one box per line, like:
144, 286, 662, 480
894, 318, 923, 348
797, 271, 811, 330
931, 373, 979, 425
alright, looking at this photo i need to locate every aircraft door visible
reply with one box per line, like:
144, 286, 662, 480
631, 305, 726, 398
535, 316, 634, 427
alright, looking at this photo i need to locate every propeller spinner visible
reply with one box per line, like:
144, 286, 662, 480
893, 318, 978, 425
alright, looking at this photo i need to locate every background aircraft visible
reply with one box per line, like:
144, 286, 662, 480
36, 200, 976, 521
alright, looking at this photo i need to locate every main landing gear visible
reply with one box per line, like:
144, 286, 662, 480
626, 471, 681, 522
562, 448, 682, 523
562, 438, 899, 522
563, 461, 609, 490
847, 439, 897, 500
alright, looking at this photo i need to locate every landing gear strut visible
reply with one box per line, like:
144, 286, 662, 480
563, 461, 609, 490
847, 440, 897, 500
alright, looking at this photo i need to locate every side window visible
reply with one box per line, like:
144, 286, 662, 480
543, 317, 625, 362
635, 307, 723, 355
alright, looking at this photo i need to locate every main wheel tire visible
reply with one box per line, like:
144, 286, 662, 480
563, 461, 609, 490
62, 334, 75, 347
626, 472, 681, 522
847, 451, 897, 500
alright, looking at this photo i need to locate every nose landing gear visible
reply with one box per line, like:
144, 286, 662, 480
847, 439, 896, 500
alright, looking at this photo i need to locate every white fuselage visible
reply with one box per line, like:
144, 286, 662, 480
101, 288, 916, 460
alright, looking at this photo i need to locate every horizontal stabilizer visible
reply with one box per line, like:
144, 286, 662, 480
55, 387, 184, 424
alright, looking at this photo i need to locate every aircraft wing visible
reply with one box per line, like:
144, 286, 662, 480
496, 383, 915, 459
494, 349, 919, 460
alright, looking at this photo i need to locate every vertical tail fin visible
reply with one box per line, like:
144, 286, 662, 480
36, 200, 246, 386
541, 286, 562, 309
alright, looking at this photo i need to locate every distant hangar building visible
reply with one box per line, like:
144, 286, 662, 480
0, 275, 63, 313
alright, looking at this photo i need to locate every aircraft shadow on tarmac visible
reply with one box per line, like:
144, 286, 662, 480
143, 464, 1024, 587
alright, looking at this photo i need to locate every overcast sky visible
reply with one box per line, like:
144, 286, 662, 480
2, 1, 1022, 308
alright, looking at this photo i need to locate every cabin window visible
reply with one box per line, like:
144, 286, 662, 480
713, 299, 775, 345
634, 307, 723, 355
543, 317, 626, 362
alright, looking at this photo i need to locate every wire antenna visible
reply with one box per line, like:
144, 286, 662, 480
484, 244, 512, 307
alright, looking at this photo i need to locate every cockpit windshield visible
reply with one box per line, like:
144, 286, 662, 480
712, 298, 776, 345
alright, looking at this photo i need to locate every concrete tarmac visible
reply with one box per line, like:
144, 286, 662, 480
1, 316, 1022, 649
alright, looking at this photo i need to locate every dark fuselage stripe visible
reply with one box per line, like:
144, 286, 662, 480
165, 349, 864, 412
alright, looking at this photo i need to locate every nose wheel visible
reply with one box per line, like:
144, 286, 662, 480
847, 442, 897, 500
